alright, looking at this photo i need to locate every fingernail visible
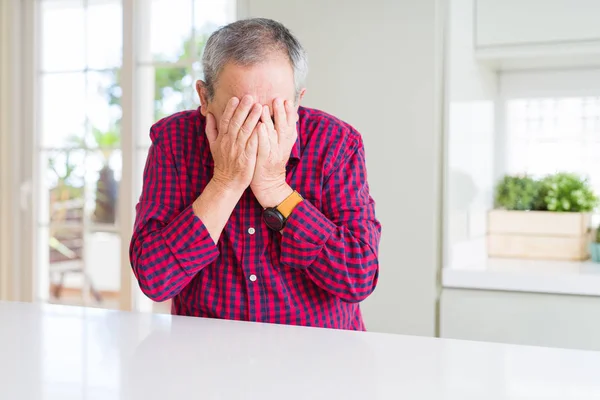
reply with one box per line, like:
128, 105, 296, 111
242, 95, 253, 105
231, 97, 240, 106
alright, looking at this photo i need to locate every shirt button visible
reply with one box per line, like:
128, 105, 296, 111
248, 227, 255, 235
249, 274, 257, 282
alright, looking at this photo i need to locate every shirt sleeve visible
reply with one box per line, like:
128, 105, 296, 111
279, 137, 381, 303
129, 138, 219, 302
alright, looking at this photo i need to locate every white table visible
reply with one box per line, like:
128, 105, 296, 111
1, 302, 599, 399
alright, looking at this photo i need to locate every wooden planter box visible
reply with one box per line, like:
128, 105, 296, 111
487, 210, 591, 261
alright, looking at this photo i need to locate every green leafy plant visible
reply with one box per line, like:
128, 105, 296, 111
494, 173, 599, 213
494, 175, 544, 211
541, 173, 599, 212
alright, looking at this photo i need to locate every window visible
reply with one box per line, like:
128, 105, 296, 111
38, 0, 124, 308
134, 0, 236, 199
444, 69, 600, 269
35, 0, 236, 310
505, 97, 600, 195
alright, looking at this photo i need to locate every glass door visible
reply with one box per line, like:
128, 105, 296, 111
34, 0, 236, 311
37, 0, 124, 309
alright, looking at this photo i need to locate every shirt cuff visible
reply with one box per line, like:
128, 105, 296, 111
281, 199, 336, 269
160, 204, 219, 276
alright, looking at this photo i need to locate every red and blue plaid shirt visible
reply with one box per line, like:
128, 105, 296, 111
130, 106, 381, 330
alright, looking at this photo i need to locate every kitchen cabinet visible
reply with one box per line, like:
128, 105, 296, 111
476, 0, 600, 48
474, 0, 600, 69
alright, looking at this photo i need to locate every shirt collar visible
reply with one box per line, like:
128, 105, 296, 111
199, 109, 302, 166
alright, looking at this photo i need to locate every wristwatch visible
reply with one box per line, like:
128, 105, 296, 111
263, 191, 304, 231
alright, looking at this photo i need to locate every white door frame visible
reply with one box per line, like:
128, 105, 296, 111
9, 0, 134, 308
0, 0, 16, 301
0, 0, 35, 303
119, 0, 136, 311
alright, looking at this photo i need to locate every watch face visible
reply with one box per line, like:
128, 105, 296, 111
263, 208, 285, 231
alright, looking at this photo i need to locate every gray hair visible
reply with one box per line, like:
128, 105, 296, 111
201, 18, 308, 101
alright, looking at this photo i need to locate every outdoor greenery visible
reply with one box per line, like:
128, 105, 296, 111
106, 34, 210, 121
495, 173, 599, 212
48, 150, 84, 202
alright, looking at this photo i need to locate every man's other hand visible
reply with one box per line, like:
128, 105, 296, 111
205, 95, 261, 193
251, 98, 297, 208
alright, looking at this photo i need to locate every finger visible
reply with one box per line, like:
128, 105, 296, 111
282, 101, 299, 146
284, 100, 298, 125
205, 113, 218, 145
219, 97, 240, 135
257, 122, 270, 159
246, 127, 258, 157
261, 105, 275, 131
273, 98, 287, 134
238, 103, 263, 145
261, 105, 278, 145
229, 95, 255, 139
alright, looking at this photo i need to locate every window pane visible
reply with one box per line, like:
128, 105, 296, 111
152, 66, 195, 119
194, 0, 235, 57
86, 150, 121, 227
44, 147, 86, 302
86, 71, 122, 147
41, 73, 86, 148
87, 0, 123, 69
46, 149, 86, 227
138, 0, 193, 63
41, 0, 85, 71
136, 65, 197, 147
194, 0, 234, 31
84, 232, 121, 308
505, 97, 600, 197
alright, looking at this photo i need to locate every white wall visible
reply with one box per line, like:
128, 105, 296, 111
240, 0, 444, 335
444, 0, 497, 268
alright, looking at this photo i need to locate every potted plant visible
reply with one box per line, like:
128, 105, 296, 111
488, 173, 599, 261
91, 127, 120, 224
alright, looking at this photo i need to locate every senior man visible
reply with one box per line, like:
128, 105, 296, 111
130, 18, 381, 330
